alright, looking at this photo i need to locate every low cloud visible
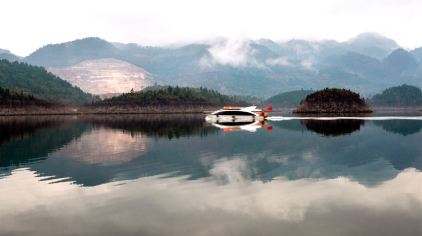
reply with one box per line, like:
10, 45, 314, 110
200, 39, 261, 67
265, 57, 292, 66
200, 38, 318, 71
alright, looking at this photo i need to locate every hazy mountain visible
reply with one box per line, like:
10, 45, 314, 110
0, 49, 10, 54
346, 32, 399, 59
0, 49, 20, 61
383, 48, 418, 76
49, 58, 152, 95
321, 52, 385, 78
411, 47, 422, 63
0, 53, 20, 62
14, 33, 422, 97
25, 37, 119, 67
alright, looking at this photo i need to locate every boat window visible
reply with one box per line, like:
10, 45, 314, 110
216, 111, 254, 116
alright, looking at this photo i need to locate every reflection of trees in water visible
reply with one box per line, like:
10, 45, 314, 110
0, 115, 219, 168
0, 117, 90, 167
0, 115, 221, 186
0, 116, 71, 145
87, 115, 219, 139
373, 120, 422, 136
300, 119, 365, 137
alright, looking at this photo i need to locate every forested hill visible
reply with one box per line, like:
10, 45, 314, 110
371, 84, 422, 106
96, 86, 249, 106
0, 60, 96, 104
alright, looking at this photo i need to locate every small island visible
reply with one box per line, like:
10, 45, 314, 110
293, 88, 372, 113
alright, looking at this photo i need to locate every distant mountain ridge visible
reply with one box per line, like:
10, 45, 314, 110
2, 33, 422, 97
25, 37, 119, 67
0, 48, 20, 62
346, 32, 399, 59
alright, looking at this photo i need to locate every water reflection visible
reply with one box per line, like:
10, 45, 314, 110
0, 115, 422, 235
0, 167, 420, 236
0, 116, 79, 145
300, 119, 365, 136
208, 120, 269, 132
0, 117, 90, 168
51, 128, 149, 165
90, 114, 219, 139
0, 116, 421, 187
374, 120, 422, 136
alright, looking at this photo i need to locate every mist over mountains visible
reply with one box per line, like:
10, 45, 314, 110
3, 32, 422, 97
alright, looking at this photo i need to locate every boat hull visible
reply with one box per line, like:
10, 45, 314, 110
205, 115, 264, 123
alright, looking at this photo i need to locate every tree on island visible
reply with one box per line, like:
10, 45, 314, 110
293, 88, 372, 113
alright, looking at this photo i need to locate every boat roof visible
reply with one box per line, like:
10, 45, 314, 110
210, 106, 261, 115
223, 106, 260, 111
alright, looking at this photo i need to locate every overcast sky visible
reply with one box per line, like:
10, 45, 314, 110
1, 0, 422, 56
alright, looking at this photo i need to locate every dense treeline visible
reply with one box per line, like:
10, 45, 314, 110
0, 60, 96, 104
371, 84, 422, 106
97, 86, 248, 106
0, 86, 50, 106
1, 86, 35, 100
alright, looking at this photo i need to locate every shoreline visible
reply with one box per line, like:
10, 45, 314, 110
0, 105, 219, 116
0, 105, 421, 117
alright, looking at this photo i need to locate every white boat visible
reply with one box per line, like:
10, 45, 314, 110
205, 106, 269, 123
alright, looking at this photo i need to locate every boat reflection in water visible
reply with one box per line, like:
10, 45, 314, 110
207, 119, 272, 132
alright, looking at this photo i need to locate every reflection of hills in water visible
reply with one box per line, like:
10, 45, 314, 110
89, 115, 219, 139
0, 116, 90, 168
0, 115, 214, 168
300, 119, 365, 136
51, 128, 149, 165
0, 116, 70, 145
373, 120, 422, 136
0, 116, 421, 187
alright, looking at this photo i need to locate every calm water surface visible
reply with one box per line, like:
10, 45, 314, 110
0, 115, 421, 236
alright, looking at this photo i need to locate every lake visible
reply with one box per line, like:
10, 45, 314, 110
0, 114, 421, 236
